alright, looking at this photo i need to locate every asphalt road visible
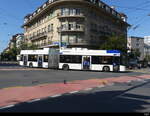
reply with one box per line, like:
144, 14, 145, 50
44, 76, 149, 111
1, 79, 150, 112
0, 63, 150, 112
0, 66, 147, 89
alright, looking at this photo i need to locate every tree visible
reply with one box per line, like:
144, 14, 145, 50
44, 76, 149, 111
145, 54, 150, 62
1, 43, 38, 61
99, 35, 127, 54
128, 49, 141, 60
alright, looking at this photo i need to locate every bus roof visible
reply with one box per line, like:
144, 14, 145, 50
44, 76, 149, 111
60, 48, 121, 56
20, 48, 49, 55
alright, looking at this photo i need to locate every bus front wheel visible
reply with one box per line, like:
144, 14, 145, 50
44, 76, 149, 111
103, 66, 110, 72
62, 64, 69, 71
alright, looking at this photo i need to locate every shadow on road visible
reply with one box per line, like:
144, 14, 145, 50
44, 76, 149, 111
1, 89, 150, 113
0, 63, 19, 67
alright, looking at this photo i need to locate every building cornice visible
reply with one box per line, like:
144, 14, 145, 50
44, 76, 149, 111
22, 0, 130, 27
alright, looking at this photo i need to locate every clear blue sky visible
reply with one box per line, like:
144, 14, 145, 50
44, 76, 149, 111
0, 0, 150, 53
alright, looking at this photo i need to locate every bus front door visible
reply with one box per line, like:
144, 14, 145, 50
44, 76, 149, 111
82, 56, 91, 70
38, 56, 43, 68
113, 57, 120, 72
23, 56, 27, 66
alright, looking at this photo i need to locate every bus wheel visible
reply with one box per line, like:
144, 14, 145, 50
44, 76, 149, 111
103, 66, 110, 72
62, 64, 69, 71
29, 63, 33, 68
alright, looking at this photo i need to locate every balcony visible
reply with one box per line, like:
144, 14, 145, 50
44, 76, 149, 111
57, 26, 85, 33
30, 32, 47, 41
38, 41, 58, 48
57, 13, 85, 19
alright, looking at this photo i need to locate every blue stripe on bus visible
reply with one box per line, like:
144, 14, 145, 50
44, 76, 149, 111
107, 50, 121, 54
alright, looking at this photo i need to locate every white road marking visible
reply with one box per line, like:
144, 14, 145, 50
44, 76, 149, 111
0, 105, 15, 110
69, 91, 79, 94
136, 79, 142, 82
107, 83, 114, 86
97, 85, 105, 88
27, 99, 41, 103
127, 81, 131, 83
84, 88, 93, 91
51, 94, 62, 98
140, 80, 146, 82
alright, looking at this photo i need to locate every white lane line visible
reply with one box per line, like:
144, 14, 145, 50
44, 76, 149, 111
136, 79, 142, 81
51, 94, 62, 98
0, 105, 15, 110
107, 83, 114, 86
69, 91, 79, 94
27, 99, 41, 103
84, 88, 93, 91
127, 81, 131, 83
97, 85, 105, 88
140, 80, 147, 82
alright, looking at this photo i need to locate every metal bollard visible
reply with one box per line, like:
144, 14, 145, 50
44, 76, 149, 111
64, 80, 67, 84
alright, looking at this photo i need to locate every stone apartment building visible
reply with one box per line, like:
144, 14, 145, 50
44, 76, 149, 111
9, 34, 24, 49
144, 36, 150, 58
9, 35, 17, 50
3, 33, 24, 53
127, 36, 144, 61
16, 34, 24, 48
23, 0, 129, 49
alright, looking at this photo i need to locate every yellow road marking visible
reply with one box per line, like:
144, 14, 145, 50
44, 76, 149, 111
2, 86, 24, 90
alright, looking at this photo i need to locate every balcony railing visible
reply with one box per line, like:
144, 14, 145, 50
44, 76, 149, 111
57, 13, 85, 19
37, 41, 56, 48
30, 32, 47, 41
57, 26, 85, 33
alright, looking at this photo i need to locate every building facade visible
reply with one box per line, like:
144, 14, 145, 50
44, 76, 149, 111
127, 36, 144, 60
16, 34, 24, 48
144, 36, 150, 46
144, 36, 150, 58
9, 35, 17, 50
144, 44, 150, 58
23, 0, 129, 49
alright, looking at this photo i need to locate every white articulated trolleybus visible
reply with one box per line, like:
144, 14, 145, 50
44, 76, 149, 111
59, 48, 126, 72
18, 48, 126, 72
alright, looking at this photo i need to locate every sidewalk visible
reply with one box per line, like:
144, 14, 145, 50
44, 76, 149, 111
0, 74, 150, 108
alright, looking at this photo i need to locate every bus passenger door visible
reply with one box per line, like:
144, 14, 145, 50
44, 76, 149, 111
82, 56, 91, 70
23, 55, 27, 66
113, 57, 120, 72
38, 55, 43, 68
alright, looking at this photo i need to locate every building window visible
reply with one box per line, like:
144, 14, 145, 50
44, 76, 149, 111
76, 24, 81, 30
68, 23, 74, 30
69, 35, 77, 44
62, 35, 68, 43
77, 34, 83, 43
48, 24, 53, 32
69, 8, 74, 16
76, 8, 81, 15
136, 43, 139, 47
61, 8, 81, 16
49, 11, 54, 18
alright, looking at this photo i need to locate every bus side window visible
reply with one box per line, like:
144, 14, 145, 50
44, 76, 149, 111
60, 55, 66, 63
66, 56, 71, 63
20, 55, 23, 61
72, 55, 82, 63
28, 55, 38, 62
92, 56, 101, 64
44, 55, 49, 62
101, 56, 113, 64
